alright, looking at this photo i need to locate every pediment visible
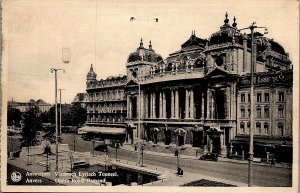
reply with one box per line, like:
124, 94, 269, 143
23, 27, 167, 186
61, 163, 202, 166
125, 79, 139, 87
204, 67, 230, 78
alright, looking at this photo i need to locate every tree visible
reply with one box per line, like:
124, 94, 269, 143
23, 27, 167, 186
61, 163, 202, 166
20, 107, 43, 147
7, 107, 22, 127
69, 105, 87, 127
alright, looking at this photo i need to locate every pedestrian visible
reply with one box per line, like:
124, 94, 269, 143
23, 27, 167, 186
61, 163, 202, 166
271, 158, 275, 166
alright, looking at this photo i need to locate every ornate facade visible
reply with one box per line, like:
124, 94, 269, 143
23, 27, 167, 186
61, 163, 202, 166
85, 13, 293, 161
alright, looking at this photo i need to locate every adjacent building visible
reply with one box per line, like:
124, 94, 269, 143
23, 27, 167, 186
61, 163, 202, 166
82, 13, 293, 162
8, 99, 52, 113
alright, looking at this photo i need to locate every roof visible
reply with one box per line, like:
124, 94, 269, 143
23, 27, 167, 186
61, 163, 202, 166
181, 31, 207, 49
127, 39, 163, 64
78, 126, 126, 135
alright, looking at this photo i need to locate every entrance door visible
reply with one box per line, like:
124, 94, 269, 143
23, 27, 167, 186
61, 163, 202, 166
212, 135, 221, 154
178, 135, 184, 146
192, 131, 202, 147
164, 130, 171, 145
153, 133, 158, 144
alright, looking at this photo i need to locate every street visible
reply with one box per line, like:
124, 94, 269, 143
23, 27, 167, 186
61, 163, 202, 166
61, 133, 292, 187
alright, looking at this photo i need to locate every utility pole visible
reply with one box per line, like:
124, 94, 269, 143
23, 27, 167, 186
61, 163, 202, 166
50, 68, 65, 173
239, 22, 267, 187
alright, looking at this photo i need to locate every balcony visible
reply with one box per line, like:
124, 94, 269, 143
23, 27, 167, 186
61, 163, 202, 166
85, 121, 126, 127
140, 67, 206, 84
127, 117, 235, 127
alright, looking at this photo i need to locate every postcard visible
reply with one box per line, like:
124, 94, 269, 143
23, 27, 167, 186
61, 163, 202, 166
1, 0, 299, 192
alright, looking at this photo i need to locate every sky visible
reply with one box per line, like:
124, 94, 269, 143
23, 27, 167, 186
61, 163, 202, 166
3, 0, 299, 104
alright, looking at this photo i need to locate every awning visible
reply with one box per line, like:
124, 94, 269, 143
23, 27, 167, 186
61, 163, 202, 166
206, 125, 222, 133
231, 136, 292, 147
152, 127, 160, 132
78, 126, 126, 135
174, 128, 187, 135
275, 140, 293, 147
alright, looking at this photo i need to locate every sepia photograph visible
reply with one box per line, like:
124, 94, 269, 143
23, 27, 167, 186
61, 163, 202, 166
1, 0, 299, 192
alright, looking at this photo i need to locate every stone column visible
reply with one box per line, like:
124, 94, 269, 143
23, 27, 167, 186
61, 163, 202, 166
185, 89, 189, 119
140, 90, 144, 119
226, 87, 230, 119
190, 89, 194, 119
127, 95, 131, 118
153, 93, 156, 118
201, 91, 205, 119
207, 90, 211, 119
171, 90, 175, 118
211, 90, 215, 119
150, 93, 153, 118
145, 93, 148, 118
175, 89, 179, 119
159, 92, 163, 118
162, 91, 166, 118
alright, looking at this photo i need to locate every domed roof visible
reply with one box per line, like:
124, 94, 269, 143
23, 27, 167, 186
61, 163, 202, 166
127, 39, 163, 63
209, 13, 240, 46
181, 31, 207, 49
254, 33, 286, 55
87, 64, 97, 80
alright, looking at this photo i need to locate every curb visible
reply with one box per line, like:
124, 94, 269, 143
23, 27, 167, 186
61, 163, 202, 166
119, 147, 292, 169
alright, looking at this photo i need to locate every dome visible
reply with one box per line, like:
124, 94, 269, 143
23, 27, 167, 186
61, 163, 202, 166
87, 64, 97, 80
209, 13, 240, 46
127, 39, 163, 63
255, 34, 286, 55
181, 31, 207, 49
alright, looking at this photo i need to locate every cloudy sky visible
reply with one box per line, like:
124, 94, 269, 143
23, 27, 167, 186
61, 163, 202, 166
3, 0, 299, 104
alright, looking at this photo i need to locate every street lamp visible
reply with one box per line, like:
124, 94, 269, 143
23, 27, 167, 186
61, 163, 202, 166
238, 22, 267, 187
92, 139, 96, 157
115, 140, 119, 161
141, 144, 145, 167
58, 89, 65, 137
50, 68, 65, 173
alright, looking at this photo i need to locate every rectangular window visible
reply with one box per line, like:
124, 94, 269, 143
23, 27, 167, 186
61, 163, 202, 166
248, 94, 250, 102
241, 94, 245, 103
278, 107, 284, 118
279, 92, 285, 101
256, 107, 261, 118
278, 124, 284, 136
264, 93, 269, 102
256, 123, 261, 135
264, 107, 269, 118
248, 108, 251, 118
264, 123, 269, 135
257, 93, 262, 102
247, 122, 250, 134
240, 122, 245, 134
241, 108, 245, 118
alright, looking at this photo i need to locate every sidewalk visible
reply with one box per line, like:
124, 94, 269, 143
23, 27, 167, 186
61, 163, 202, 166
120, 144, 292, 169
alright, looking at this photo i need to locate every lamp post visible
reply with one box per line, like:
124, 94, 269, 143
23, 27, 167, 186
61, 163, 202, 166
58, 89, 65, 137
141, 144, 145, 167
136, 77, 141, 166
238, 22, 267, 187
50, 68, 65, 173
114, 141, 120, 161
92, 139, 96, 157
